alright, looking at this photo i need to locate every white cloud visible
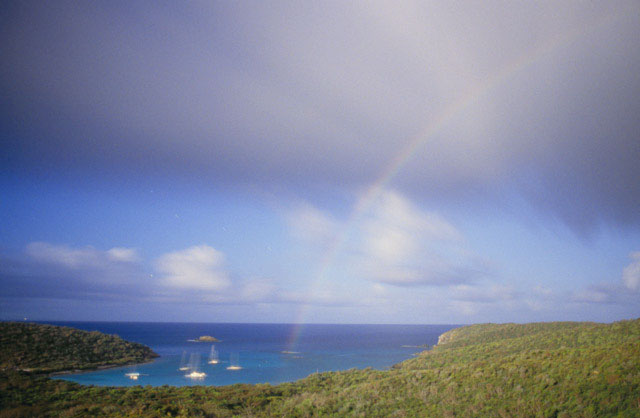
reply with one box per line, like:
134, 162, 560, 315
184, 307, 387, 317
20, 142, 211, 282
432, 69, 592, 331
355, 190, 475, 286
622, 251, 640, 291
361, 191, 459, 269
367, 190, 461, 242
287, 189, 485, 288
364, 225, 417, 265
26, 242, 139, 268
156, 245, 231, 291
360, 191, 433, 266
107, 247, 140, 263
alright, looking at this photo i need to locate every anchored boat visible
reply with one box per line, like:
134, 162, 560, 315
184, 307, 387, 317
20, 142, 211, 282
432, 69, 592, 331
208, 345, 219, 364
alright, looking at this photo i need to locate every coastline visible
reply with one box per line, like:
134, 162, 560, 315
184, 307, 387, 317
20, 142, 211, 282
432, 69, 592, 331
54, 328, 455, 386
3, 320, 637, 416
48, 356, 159, 377
34, 323, 458, 388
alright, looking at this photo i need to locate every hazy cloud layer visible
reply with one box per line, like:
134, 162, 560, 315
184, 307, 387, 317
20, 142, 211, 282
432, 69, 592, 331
0, 242, 371, 308
451, 284, 517, 304
1, 240, 636, 322
26, 242, 140, 268
1, 243, 147, 300
1, 1, 639, 233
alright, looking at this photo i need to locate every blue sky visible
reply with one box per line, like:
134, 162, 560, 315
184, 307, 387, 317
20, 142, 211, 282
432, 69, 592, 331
1, 1, 639, 323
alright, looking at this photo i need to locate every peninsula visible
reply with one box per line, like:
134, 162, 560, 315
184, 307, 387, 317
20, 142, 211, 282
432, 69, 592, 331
0, 322, 158, 375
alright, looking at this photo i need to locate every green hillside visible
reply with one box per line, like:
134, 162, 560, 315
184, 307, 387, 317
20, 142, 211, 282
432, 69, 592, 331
0, 322, 158, 374
1, 319, 639, 417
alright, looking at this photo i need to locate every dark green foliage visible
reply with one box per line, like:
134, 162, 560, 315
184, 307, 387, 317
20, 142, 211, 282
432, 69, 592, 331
1, 319, 639, 417
0, 322, 158, 374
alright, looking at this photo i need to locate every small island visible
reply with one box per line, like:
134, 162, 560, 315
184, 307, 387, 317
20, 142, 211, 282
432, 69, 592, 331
188, 335, 220, 342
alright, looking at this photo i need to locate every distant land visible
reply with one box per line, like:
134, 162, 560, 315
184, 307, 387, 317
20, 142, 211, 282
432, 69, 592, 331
0, 322, 158, 375
0, 319, 638, 416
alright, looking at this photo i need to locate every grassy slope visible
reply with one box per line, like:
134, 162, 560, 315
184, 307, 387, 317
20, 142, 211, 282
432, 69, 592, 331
0, 322, 158, 374
1, 320, 639, 417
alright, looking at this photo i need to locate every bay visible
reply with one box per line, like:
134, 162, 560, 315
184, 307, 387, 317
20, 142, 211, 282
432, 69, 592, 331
45, 322, 457, 387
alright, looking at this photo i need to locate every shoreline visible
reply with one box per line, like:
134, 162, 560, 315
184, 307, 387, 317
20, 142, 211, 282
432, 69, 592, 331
48, 356, 159, 377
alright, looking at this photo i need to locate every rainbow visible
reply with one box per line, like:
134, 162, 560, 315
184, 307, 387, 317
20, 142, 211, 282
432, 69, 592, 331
286, 10, 624, 351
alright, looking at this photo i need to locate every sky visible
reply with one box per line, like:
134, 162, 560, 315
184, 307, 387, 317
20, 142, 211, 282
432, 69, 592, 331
1, 1, 639, 324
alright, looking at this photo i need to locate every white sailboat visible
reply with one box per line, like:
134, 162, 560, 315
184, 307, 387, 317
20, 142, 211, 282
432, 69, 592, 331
208, 345, 219, 364
185, 353, 206, 379
178, 350, 190, 371
226, 353, 242, 370
125, 367, 147, 380
185, 370, 206, 379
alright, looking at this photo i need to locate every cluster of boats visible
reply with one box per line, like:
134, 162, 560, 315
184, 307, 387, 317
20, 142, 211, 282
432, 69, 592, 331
182, 345, 243, 379
127, 344, 242, 381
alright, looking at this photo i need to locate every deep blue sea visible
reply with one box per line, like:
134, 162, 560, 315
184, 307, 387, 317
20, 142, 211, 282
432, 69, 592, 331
44, 322, 457, 387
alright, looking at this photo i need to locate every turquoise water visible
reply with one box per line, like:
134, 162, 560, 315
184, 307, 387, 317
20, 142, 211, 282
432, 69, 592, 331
47, 322, 457, 387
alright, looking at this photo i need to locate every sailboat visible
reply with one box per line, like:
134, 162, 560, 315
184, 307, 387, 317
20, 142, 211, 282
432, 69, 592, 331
178, 350, 190, 371
185, 353, 206, 379
185, 369, 206, 379
208, 345, 219, 364
124, 366, 146, 380
226, 352, 242, 370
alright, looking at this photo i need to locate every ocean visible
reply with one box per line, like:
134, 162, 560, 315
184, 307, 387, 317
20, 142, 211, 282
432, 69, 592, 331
46, 322, 458, 387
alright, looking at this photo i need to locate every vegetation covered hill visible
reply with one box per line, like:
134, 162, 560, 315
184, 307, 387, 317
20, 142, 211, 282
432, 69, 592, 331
1, 319, 639, 417
0, 322, 158, 374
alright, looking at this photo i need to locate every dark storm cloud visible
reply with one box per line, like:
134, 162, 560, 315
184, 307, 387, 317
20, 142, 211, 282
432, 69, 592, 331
1, 1, 639, 231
